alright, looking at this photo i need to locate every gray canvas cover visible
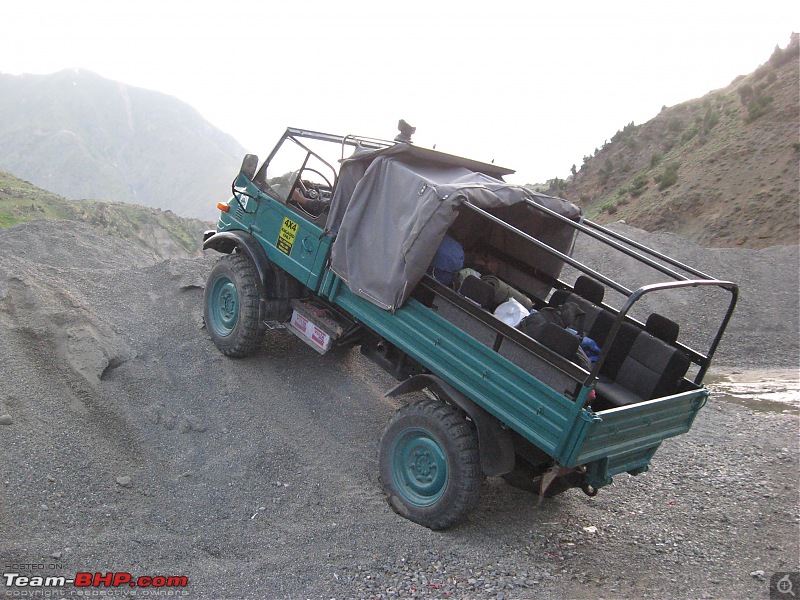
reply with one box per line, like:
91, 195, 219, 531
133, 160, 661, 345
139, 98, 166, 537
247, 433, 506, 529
328, 145, 581, 311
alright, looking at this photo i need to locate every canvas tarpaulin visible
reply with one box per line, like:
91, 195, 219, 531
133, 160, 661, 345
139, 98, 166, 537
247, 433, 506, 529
328, 145, 581, 311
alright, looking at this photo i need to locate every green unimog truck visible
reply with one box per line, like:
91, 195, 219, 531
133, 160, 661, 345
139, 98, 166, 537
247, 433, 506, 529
202, 125, 738, 529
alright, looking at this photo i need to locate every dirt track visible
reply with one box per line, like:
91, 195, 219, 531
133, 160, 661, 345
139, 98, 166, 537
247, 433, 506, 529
0, 220, 798, 599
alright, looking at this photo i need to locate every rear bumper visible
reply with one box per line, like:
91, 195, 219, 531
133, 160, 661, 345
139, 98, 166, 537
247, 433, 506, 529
561, 388, 709, 485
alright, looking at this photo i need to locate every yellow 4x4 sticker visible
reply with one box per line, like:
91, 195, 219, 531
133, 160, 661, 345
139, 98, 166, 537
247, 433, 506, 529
277, 217, 298, 255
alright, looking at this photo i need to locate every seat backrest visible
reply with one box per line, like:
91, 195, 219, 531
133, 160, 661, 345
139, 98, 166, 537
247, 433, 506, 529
645, 313, 680, 345
615, 331, 691, 401
598, 321, 642, 379
573, 275, 605, 305
531, 321, 581, 359
587, 308, 615, 347
549, 291, 602, 337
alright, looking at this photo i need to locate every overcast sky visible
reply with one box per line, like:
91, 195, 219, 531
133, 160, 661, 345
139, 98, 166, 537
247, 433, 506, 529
3, 0, 798, 185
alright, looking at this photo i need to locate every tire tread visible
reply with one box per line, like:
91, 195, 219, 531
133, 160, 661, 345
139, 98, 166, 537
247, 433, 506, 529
380, 398, 484, 530
204, 253, 265, 357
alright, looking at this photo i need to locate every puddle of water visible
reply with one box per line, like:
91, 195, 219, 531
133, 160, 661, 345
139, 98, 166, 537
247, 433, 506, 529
706, 369, 800, 413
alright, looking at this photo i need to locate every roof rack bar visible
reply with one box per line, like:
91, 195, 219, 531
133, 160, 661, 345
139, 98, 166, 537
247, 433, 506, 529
286, 127, 393, 150
340, 134, 395, 161
463, 202, 634, 297
519, 195, 694, 283
341, 133, 395, 149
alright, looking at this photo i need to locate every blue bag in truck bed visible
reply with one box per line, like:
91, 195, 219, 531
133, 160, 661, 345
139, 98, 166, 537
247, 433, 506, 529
427, 235, 464, 286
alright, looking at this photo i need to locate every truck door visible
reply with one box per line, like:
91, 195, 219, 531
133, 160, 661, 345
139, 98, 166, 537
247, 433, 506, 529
251, 135, 337, 290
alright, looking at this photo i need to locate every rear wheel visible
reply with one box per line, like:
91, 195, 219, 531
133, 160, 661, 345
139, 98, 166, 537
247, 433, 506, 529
204, 253, 264, 357
379, 398, 484, 530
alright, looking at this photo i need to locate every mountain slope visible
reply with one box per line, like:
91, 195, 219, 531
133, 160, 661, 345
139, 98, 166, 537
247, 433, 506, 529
0, 69, 244, 220
0, 170, 208, 258
545, 34, 799, 249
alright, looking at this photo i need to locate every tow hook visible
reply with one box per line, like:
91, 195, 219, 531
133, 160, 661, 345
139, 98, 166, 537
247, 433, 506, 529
581, 483, 598, 497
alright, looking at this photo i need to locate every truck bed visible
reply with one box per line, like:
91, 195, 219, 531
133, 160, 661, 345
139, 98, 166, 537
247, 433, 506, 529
323, 271, 709, 487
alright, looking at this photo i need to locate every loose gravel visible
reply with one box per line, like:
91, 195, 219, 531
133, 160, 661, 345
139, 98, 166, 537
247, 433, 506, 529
0, 220, 797, 599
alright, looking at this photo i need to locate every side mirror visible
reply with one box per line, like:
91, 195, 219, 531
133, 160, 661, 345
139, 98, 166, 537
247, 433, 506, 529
239, 154, 258, 181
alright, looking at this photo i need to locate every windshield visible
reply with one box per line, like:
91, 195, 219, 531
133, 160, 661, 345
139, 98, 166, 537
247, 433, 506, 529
254, 134, 356, 203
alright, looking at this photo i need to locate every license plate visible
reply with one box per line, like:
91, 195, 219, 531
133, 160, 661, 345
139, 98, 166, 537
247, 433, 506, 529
289, 310, 332, 353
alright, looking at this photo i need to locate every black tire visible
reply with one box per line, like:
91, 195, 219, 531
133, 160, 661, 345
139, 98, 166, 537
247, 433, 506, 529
379, 398, 484, 530
204, 253, 264, 357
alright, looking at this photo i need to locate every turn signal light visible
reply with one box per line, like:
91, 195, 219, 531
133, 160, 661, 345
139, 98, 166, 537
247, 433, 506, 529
217, 202, 230, 213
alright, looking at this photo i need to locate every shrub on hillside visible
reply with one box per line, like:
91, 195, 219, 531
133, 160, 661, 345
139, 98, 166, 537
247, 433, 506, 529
655, 162, 680, 191
753, 64, 772, 82
668, 117, 684, 133
703, 107, 720, 133
746, 95, 774, 122
766, 70, 778, 85
650, 152, 663, 168
629, 174, 649, 198
612, 121, 638, 143
738, 82, 774, 122
682, 124, 699, 143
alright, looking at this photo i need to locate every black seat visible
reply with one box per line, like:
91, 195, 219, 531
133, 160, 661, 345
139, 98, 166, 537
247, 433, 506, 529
645, 312, 680, 345
549, 276, 606, 337
595, 322, 690, 408
597, 320, 642, 378
573, 275, 605, 304
528, 321, 581, 359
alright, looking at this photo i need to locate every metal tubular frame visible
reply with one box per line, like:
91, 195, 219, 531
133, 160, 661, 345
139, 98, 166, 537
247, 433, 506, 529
519, 195, 705, 283
461, 198, 739, 386
462, 202, 634, 297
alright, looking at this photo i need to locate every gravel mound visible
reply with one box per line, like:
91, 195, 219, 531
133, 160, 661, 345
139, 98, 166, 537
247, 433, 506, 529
0, 220, 797, 599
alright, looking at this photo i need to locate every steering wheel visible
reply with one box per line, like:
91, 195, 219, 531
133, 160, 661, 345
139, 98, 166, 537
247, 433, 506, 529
296, 167, 334, 199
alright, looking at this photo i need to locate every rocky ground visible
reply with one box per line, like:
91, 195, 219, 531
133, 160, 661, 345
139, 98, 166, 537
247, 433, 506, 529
0, 220, 797, 599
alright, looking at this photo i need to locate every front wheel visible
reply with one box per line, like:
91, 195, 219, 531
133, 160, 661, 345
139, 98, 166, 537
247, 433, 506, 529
379, 398, 484, 530
204, 253, 264, 357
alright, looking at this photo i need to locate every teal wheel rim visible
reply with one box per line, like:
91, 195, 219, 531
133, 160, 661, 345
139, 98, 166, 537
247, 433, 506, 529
208, 274, 239, 336
390, 427, 449, 507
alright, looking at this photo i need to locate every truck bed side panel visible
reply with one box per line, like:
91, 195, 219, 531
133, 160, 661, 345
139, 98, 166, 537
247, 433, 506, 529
565, 390, 708, 467
332, 285, 576, 457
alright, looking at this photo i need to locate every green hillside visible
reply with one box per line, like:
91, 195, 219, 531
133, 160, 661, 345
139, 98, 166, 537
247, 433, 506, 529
541, 34, 799, 249
0, 69, 244, 221
0, 170, 209, 258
